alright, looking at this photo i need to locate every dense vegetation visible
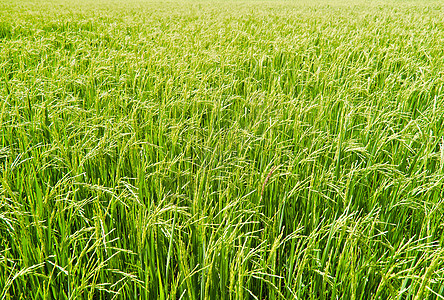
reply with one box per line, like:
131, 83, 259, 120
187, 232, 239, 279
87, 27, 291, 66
1, 0, 444, 298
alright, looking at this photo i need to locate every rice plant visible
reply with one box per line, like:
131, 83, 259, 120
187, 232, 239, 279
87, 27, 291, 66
1, 0, 444, 299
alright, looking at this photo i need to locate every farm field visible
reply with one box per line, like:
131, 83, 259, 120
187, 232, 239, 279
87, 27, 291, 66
1, 0, 444, 298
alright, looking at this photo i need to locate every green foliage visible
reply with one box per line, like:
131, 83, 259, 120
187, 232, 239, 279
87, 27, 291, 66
1, 0, 444, 299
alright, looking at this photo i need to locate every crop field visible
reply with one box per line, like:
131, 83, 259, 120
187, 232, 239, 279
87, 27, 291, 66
1, 0, 444, 299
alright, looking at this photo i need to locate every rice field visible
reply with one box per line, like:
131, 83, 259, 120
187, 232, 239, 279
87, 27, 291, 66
1, 0, 444, 299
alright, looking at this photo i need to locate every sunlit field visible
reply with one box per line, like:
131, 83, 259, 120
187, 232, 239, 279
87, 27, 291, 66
1, 0, 444, 298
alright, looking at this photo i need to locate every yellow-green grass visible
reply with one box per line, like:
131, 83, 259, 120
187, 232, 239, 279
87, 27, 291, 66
1, 0, 444, 299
